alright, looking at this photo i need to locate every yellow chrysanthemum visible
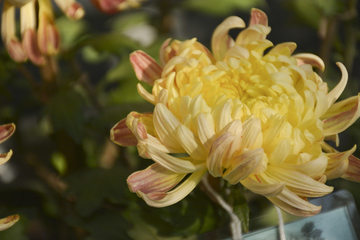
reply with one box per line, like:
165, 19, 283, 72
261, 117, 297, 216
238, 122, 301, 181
111, 9, 360, 216
0, 123, 19, 230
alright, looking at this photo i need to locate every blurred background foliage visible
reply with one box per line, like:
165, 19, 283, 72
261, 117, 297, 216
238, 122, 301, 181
0, 0, 360, 239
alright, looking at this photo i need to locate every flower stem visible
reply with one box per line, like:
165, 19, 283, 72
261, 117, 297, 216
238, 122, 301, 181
276, 206, 286, 240
201, 174, 242, 240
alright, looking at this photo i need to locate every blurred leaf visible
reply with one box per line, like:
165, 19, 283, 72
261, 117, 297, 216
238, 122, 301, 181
65, 209, 131, 240
81, 46, 113, 64
110, 12, 150, 31
51, 152, 67, 175
183, 0, 266, 16
64, 167, 130, 217
56, 16, 88, 48
45, 88, 87, 142
138, 188, 223, 237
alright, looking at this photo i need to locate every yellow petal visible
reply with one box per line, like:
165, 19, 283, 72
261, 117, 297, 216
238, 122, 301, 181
266, 166, 333, 197
325, 145, 356, 180
137, 83, 156, 104
207, 132, 235, 177
130, 50, 162, 86
176, 124, 207, 160
268, 42, 297, 56
153, 103, 183, 151
241, 176, 285, 197
196, 113, 216, 151
211, 16, 245, 60
240, 117, 262, 151
145, 144, 205, 173
0, 150, 13, 165
281, 156, 328, 180
138, 168, 207, 207
326, 62, 348, 108
268, 188, 322, 217
322, 95, 360, 136
223, 148, 263, 184
0, 214, 19, 231
293, 53, 325, 71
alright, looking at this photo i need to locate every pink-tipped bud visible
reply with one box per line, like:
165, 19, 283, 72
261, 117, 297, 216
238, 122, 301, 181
91, 0, 125, 14
7, 38, 27, 62
130, 50, 162, 86
38, 14, 60, 55
22, 29, 45, 65
66, 3, 85, 20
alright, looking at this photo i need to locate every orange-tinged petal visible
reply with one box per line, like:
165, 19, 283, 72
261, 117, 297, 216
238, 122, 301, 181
268, 188, 322, 217
127, 163, 186, 196
130, 50, 162, 86
110, 118, 138, 146
0, 214, 19, 231
0, 124, 16, 144
325, 145, 356, 180
322, 95, 360, 136
342, 155, 360, 182
266, 166, 333, 197
293, 53, 325, 71
223, 148, 263, 184
159, 38, 172, 66
145, 144, 205, 173
0, 150, 13, 166
196, 113, 216, 151
207, 132, 235, 177
249, 8, 268, 26
211, 16, 245, 60
241, 177, 285, 197
137, 168, 207, 207
326, 62, 348, 108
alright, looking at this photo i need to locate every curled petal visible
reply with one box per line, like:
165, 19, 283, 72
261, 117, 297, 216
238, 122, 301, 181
159, 38, 172, 66
249, 8, 268, 26
137, 168, 207, 207
130, 50, 162, 86
223, 148, 263, 184
326, 62, 348, 108
322, 95, 360, 136
176, 124, 207, 160
146, 144, 205, 173
325, 145, 356, 180
22, 29, 45, 65
235, 24, 271, 47
211, 16, 245, 60
266, 166, 333, 197
110, 118, 138, 146
342, 155, 360, 182
241, 177, 285, 197
0, 214, 19, 231
281, 156, 328, 180
207, 132, 235, 177
153, 103, 183, 151
0, 124, 16, 144
127, 163, 186, 197
268, 42, 297, 56
268, 188, 322, 217
293, 53, 325, 71
0, 150, 13, 166
137, 83, 156, 104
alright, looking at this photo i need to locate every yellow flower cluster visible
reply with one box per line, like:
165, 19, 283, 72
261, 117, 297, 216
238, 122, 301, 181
111, 9, 360, 216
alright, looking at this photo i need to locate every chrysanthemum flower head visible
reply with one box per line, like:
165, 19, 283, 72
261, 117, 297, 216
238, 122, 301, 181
0, 123, 19, 230
111, 9, 360, 216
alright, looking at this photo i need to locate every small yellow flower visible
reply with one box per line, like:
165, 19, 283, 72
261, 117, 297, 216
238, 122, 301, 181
91, 0, 146, 14
1, 0, 84, 65
111, 9, 360, 216
0, 123, 19, 230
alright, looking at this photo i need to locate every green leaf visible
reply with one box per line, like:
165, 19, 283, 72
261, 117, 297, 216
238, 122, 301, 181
45, 88, 87, 142
64, 167, 130, 217
65, 209, 132, 240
